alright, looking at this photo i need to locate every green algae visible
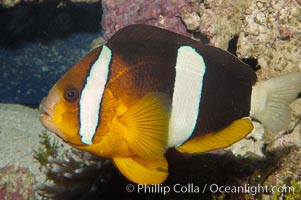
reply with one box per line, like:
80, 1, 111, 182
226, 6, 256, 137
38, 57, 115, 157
33, 130, 60, 168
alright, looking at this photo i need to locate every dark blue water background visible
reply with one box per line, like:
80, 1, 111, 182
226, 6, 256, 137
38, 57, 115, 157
0, 2, 102, 105
0, 33, 99, 104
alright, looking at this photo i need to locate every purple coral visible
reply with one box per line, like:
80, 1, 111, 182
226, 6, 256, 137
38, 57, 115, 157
101, 0, 193, 40
0, 165, 36, 200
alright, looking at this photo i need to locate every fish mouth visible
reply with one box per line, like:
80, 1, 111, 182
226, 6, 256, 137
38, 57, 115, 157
40, 107, 67, 142
39, 107, 84, 147
40, 109, 51, 119
40, 105, 54, 123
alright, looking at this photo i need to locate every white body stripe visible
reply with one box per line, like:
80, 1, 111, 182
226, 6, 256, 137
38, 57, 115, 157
167, 46, 206, 147
79, 45, 112, 145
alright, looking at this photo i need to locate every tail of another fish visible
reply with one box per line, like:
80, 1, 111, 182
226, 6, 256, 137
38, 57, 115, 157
250, 72, 301, 133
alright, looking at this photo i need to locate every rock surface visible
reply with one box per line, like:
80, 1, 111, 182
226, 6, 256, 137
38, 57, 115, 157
0, 104, 42, 173
180, 0, 301, 80
0, 0, 99, 8
101, 0, 193, 40
0, 165, 36, 199
237, 0, 301, 80
0, 104, 64, 199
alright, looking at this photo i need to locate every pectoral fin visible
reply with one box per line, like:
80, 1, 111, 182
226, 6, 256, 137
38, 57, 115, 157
117, 92, 171, 159
112, 156, 168, 184
177, 118, 254, 154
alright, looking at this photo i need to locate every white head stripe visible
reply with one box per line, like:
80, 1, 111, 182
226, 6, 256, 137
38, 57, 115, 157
79, 45, 112, 145
167, 46, 206, 147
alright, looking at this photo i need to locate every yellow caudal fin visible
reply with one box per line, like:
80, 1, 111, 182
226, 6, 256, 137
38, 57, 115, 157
177, 118, 253, 154
117, 92, 171, 159
112, 156, 168, 184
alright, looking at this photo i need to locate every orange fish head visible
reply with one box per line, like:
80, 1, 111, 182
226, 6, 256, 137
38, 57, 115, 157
40, 82, 83, 146
40, 48, 102, 148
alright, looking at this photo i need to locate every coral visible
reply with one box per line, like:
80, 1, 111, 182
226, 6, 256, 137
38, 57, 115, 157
101, 0, 193, 40
291, 99, 301, 117
266, 123, 301, 154
180, 0, 301, 80
181, 0, 252, 49
260, 147, 301, 199
35, 149, 117, 199
180, 9, 201, 31
0, 165, 36, 200
237, 0, 301, 80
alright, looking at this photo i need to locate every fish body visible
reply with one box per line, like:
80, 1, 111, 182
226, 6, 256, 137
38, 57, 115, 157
40, 25, 301, 184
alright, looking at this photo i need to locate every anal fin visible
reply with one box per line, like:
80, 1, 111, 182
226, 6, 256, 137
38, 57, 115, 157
112, 156, 168, 184
177, 118, 253, 154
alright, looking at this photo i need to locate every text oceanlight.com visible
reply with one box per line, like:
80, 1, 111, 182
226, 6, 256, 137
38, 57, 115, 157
125, 183, 295, 195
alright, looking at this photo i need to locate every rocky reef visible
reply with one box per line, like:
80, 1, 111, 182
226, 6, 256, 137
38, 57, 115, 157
101, 0, 193, 40
237, 0, 301, 80
181, 0, 251, 50
180, 0, 301, 80
0, 165, 36, 199
260, 147, 301, 199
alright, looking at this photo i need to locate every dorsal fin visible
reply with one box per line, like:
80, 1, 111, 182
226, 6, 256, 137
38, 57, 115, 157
107, 24, 195, 49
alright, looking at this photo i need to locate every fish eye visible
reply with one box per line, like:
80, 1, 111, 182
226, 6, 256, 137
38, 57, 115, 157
63, 88, 79, 102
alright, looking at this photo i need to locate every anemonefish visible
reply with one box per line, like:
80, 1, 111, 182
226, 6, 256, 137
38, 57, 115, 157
40, 24, 301, 184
